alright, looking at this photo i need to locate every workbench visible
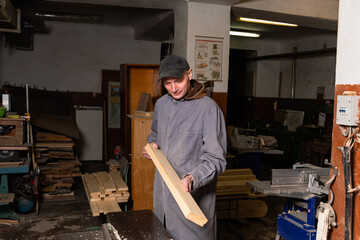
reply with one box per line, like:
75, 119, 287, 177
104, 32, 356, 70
55, 210, 172, 240
107, 210, 172, 240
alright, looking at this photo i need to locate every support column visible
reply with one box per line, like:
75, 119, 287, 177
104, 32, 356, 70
330, 0, 360, 239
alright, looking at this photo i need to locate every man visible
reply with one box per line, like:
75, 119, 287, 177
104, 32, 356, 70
143, 54, 227, 240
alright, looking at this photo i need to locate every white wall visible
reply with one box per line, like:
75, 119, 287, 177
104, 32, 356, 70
186, 2, 230, 93
335, 0, 360, 85
0, 20, 161, 92
280, 34, 337, 99
230, 33, 337, 99
230, 37, 281, 98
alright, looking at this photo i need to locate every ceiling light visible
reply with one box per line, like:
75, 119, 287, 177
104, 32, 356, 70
238, 17, 298, 27
230, 31, 260, 38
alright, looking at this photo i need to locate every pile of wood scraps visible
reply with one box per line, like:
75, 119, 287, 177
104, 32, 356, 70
216, 168, 267, 219
34, 130, 80, 199
82, 170, 129, 216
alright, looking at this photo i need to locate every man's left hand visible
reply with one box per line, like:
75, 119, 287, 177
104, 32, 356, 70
181, 175, 194, 192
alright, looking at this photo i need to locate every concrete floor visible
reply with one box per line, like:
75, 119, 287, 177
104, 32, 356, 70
0, 162, 285, 240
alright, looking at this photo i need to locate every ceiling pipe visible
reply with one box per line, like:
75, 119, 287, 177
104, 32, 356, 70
35, 12, 103, 22
291, 47, 297, 99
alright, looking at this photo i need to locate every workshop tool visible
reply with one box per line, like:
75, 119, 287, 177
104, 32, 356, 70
248, 163, 333, 240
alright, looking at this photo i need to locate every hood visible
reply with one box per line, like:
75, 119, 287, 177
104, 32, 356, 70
184, 80, 207, 100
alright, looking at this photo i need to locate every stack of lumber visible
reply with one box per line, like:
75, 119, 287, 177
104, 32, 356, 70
34, 132, 76, 161
106, 159, 120, 171
216, 168, 267, 219
82, 170, 129, 216
216, 168, 258, 196
33, 130, 80, 199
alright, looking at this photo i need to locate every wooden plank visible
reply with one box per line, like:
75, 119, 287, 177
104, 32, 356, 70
220, 169, 253, 176
133, 110, 153, 117
101, 199, 121, 214
41, 192, 75, 200
145, 143, 208, 227
131, 117, 154, 210
81, 175, 99, 216
34, 132, 73, 142
0, 219, 19, 224
218, 174, 257, 182
109, 170, 128, 191
136, 92, 151, 111
0, 160, 24, 166
0, 193, 14, 204
94, 171, 116, 193
82, 174, 102, 197
30, 124, 38, 170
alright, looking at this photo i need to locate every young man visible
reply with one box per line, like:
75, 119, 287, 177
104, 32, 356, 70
143, 54, 227, 240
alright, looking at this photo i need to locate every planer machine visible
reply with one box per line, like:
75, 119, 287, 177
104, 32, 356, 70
248, 162, 336, 240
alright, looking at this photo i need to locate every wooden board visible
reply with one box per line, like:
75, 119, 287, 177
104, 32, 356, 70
145, 143, 208, 227
34, 132, 73, 142
109, 170, 128, 191
82, 174, 102, 197
131, 117, 154, 210
94, 171, 117, 193
136, 92, 151, 111
81, 175, 99, 216
0, 193, 14, 204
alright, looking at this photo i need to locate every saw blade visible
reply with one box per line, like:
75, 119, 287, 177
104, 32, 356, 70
0, 150, 14, 159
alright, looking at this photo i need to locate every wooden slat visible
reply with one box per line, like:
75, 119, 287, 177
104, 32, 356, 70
218, 174, 257, 181
220, 169, 253, 176
34, 132, 73, 142
82, 174, 102, 197
94, 171, 117, 193
109, 170, 128, 191
145, 143, 208, 227
81, 175, 99, 216
101, 199, 121, 214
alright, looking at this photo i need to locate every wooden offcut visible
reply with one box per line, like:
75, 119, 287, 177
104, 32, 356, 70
0, 193, 14, 204
136, 92, 151, 111
144, 143, 208, 227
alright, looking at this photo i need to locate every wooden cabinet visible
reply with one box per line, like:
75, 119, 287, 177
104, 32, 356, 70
128, 115, 155, 210
120, 64, 161, 156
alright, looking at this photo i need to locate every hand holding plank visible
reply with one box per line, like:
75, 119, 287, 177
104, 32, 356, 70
144, 143, 208, 227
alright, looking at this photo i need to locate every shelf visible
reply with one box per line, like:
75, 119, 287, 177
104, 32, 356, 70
247, 47, 336, 61
0, 143, 32, 150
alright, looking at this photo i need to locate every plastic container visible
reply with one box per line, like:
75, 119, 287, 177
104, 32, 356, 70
0, 107, 5, 118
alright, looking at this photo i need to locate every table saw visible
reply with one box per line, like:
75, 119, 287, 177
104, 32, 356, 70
248, 163, 332, 240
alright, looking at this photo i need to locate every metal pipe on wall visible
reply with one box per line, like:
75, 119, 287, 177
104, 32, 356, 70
291, 47, 297, 99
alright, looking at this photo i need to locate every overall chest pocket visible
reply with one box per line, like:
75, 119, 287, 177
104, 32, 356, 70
175, 131, 202, 160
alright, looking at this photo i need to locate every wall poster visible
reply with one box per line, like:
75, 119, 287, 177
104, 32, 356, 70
194, 36, 223, 81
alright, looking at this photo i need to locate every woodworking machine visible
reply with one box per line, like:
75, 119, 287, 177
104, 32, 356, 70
248, 163, 331, 240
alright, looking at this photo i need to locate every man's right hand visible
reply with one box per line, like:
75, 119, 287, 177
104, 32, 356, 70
142, 142, 158, 159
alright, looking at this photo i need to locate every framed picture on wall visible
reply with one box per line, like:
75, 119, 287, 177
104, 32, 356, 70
194, 36, 223, 81
108, 81, 120, 128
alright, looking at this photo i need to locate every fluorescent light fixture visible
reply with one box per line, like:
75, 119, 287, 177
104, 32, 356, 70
230, 31, 260, 38
238, 17, 298, 27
